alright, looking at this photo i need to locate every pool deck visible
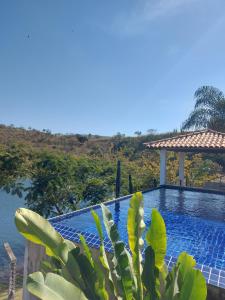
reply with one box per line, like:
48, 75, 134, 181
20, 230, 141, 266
49, 185, 225, 290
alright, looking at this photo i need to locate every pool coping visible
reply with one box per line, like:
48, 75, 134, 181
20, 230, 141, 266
162, 184, 225, 196
49, 186, 161, 223
49, 185, 225, 289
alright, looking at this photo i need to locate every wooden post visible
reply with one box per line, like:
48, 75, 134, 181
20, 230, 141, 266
4, 242, 16, 300
23, 241, 47, 300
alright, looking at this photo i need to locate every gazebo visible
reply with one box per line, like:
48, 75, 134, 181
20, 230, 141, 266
145, 129, 225, 186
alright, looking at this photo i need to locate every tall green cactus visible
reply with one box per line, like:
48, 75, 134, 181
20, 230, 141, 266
128, 174, 133, 194
115, 160, 121, 198
15, 192, 207, 300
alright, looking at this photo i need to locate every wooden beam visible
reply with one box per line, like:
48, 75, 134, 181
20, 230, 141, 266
4, 242, 17, 300
4, 242, 16, 263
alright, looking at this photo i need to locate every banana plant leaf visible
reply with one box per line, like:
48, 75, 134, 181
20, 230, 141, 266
15, 208, 69, 261
146, 209, 167, 270
27, 272, 88, 300
101, 203, 134, 300
127, 192, 145, 299
92, 210, 120, 298
142, 246, 160, 300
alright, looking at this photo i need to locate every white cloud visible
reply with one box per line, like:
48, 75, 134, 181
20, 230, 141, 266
112, 0, 198, 36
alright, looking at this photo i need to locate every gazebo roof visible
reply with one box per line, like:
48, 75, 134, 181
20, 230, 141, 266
144, 129, 225, 153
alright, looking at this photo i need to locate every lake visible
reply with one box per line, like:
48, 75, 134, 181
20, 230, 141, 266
0, 189, 26, 276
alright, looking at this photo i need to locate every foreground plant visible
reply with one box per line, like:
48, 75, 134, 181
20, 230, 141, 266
15, 192, 207, 300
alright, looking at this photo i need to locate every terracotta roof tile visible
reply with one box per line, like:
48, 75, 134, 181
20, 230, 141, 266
144, 130, 225, 152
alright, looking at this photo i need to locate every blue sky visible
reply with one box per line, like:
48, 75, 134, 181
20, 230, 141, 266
0, 0, 225, 136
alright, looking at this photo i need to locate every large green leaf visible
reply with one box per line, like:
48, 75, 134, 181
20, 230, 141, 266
146, 209, 167, 269
61, 248, 86, 291
68, 248, 100, 300
40, 257, 62, 275
127, 192, 145, 299
176, 252, 195, 289
176, 253, 207, 300
80, 234, 109, 300
27, 272, 87, 300
80, 235, 94, 267
15, 208, 69, 261
142, 246, 160, 300
164, 264, 180, 300
179, 269, 207, 300
92, 210, 120, 298
101, 203, 134, 300
163, 252, 206, 300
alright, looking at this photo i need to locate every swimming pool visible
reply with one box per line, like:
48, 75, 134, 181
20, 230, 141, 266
51, 186, 225, 288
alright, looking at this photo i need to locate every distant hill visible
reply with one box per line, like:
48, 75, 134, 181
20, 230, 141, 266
0, 124, 179, 156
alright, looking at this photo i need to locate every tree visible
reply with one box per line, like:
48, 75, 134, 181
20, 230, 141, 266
182, 86, 225, 132
25, 153, 79, 217
134, 131, 142, 136
83, 178, 108, 205
0, 144, 32, 196
147, 129, 156, 135
76, 134, 88, 144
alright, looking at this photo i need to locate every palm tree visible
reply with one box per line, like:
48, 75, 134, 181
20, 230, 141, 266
182, 86, 225, 132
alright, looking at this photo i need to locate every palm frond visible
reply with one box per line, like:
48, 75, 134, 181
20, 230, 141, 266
194, 86, 225, 109
181, 108, 211, 130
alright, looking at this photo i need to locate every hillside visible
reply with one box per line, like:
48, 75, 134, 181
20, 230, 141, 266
0, 124, 178, 156
0, 123, 224, 218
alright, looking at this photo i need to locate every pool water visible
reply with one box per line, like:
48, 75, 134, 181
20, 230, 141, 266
52, 187, 225, 271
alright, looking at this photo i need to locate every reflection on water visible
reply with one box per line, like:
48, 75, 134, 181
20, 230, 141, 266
159, 188, 166, 211
160, 189, 225, 222
114, 202, 120, 225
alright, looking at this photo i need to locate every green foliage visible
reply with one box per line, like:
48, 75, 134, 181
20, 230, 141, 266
15, 192, 207, 300
0, 123, 223, 217
76, 134, 88, 144
27, 272, 87, 300
15, 208, 66, 259
146, 209, 167, 270
83, 178, 108, 205
0, 141, 222, 217
142, 246, 160, 299
127, 192, 145, 299
0, 144, 32, 196
24, 152, 79, 217
101, 203, 134, 299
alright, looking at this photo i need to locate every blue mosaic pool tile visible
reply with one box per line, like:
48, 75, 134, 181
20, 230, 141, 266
50, 187, 225, 290
52, 223, 225, 289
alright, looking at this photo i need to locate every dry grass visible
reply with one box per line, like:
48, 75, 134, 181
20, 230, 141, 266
0, 288, 22, 300
0, 273, 23, 300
